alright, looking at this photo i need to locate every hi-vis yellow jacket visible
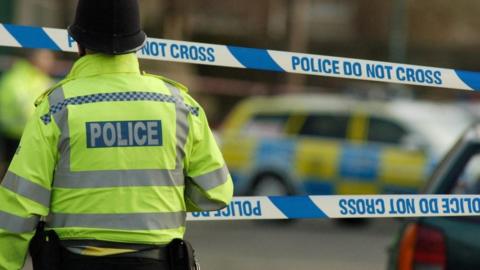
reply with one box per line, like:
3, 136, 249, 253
0, 53, 233, 270
0, 60, 53, 139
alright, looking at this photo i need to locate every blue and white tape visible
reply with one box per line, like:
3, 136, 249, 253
1, 23, 480, 91
187, 195, 480, 221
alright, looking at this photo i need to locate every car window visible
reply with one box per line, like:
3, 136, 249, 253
298, 114, 349, 139
451, 153, 480, 195
243, 114, 289, 137
367, 117, 408, 145
422, 139, 467, 194
444, 146, 480, 223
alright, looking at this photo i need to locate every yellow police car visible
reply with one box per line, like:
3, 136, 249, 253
219, 94, 472, 196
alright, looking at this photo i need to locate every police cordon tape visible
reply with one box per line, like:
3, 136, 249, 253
1, 23, 480, 91
186, 195, 480, 220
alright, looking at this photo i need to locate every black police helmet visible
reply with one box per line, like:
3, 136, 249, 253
68, 0, 147, 55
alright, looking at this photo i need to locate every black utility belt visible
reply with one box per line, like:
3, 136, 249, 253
29, 222, 200, 270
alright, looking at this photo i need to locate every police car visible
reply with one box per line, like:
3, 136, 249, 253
219, 94, 473, 197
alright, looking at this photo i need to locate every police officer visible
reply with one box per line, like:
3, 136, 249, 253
0, 0, 233, 269
0, 50, 55, 168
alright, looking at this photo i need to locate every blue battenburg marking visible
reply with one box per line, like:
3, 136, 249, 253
227, 46, 284, 72
3, 24, 61, 50
455, 70, 480, 91
303, 180, 335, 195
255, 138, 295, 169
86, 120, 162, 148
339, 144, 380, 181
269, 196, 327, 218
382, 186, 419, 195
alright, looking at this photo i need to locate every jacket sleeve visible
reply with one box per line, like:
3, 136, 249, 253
184, 105, 233, 212
0, 100, 59, 270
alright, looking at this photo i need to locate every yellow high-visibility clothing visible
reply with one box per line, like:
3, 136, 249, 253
0, 53, 233, 270
0, 60, 53, 139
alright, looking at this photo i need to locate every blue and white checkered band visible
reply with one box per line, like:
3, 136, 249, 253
41, 91, 200, 124
185, 105, 200, 116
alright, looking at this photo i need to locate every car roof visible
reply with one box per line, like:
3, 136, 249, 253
240, 93, 467, 119
241, 93, 388, 115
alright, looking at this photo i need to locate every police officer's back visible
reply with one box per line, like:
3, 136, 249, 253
0, 1, 233, 269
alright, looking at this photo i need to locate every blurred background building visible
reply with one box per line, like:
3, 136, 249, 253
1, 0, 479, 125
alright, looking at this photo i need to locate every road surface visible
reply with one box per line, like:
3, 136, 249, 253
186, 219, 399, 270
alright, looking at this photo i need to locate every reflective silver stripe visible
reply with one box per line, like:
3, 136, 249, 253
1, 172, 51, 207
48, 88, 71, 171
49, 212, 186, 230
185, 180, 227, 211
0, 211, 39, 233
192, 165, 230, 191
165, 83, 190, 170
53, 169, 184, 188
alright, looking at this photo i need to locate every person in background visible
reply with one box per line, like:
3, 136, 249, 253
0, 49, 55, 168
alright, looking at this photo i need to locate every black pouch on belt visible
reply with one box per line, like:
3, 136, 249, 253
29, 221, 62, 270
167, 239, 200, 270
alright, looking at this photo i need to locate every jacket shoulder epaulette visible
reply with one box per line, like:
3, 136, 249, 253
142, 72, 189, 93
34, 78, 72, 107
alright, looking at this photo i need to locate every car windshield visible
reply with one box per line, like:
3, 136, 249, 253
445, 144, 480, 223
242, 114, 289, 137
451, 152, 480, 195
424, 136, 480, 194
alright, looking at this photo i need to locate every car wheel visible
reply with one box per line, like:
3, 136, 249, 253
251, 174, 290, 196
250, 174, 295, 225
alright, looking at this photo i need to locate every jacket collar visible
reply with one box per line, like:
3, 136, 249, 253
67, 53, 140, 79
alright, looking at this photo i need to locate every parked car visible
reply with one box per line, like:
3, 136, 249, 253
388, 123, 480, 270
219, 94, 473, 196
